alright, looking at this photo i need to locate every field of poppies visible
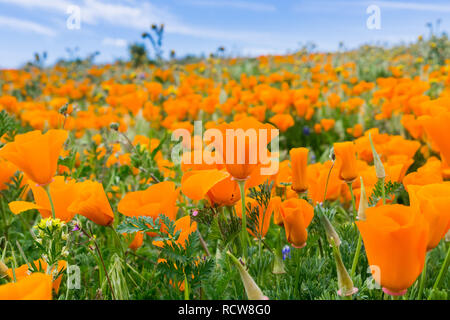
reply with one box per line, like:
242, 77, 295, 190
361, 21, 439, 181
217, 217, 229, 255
0, 32, 449, 301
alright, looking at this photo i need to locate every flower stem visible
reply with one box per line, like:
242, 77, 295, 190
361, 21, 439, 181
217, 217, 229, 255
238, 180, 248, 259
417, 253, 428, 300
350, 233, 362, 278
431, 244, 450, 293
184, 273, 190, 300
347, 182, 357, 220
44, 185, 56, 219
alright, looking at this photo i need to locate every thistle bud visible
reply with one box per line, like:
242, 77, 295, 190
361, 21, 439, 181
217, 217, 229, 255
369, 133, 385, 179
227, 251, 268, 300
357, 177, 368, 221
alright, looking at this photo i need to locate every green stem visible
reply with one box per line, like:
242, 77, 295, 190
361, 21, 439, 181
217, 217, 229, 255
44, 185, 56, 219
417, 253, 428, 300
431, 244, 450, 292
323, 161, 335, 203
381, 177, 386, 205
347, 182, 357, 220
350, 233, 362, 278
238, 180, 248, 259
184, 273, 189, 300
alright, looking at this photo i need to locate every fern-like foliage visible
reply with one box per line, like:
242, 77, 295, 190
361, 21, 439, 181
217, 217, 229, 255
117, 214, 214, 294
368, 180, 403, 206
246, 180, 274, 239
116, 216, 162, 235
0, 110, 18, 144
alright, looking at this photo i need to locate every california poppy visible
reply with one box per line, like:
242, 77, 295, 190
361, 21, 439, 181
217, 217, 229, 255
408, 183, 450, 250
118, 181, 179, 221
68, 180, 114, 226
0, 129, 68, 186
279, 198, 314, 248
356, 204, 428, 295
9, 176, 78, 222
0, 158, 17, 191
289, 147, 308, 193
334, 141, 358, 183
0, 272, 53, 300
7, 259, 67, 294
216, 117, 277, 181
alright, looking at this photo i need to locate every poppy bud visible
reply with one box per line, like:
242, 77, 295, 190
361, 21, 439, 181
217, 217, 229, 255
333, 141, 358, 183
357, 177, 368, 221
289, 147, 309, 193
0, 261, 8, 279
331, 239, 358, 297
318, 208, 341, 247
227, 251, 268, 300
110, 122, 120, 131
272, 250, 286, 274
369, 133, 385, 179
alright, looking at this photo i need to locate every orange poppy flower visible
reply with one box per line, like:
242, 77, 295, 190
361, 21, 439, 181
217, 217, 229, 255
334, 141, 358, 183
7, 259, 67, 294
356, 204, 428, 295
118, 181, 179, 221
0, 158, 17, 191
0, 272, 53, 300
269, 114, 295, 132
68, 180, 114, 226
279, 198, 314, 248
9, 176, 78, 222
289, 147, 308, 193
408, 183, 450, 250
420, 112, 450, 166
0, 129, 68, 186
216, 117, 277, 181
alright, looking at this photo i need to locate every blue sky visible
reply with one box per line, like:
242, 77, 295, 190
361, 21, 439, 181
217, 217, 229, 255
0, 0, 449, 68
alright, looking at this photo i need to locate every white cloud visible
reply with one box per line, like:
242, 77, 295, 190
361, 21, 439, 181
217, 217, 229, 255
102, 37, 127, 47
0, 15, 56, 36
0, 0, 287, 46
186, 0, 276, 12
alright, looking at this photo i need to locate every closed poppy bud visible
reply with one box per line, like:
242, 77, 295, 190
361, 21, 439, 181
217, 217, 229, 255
408, 183, 450, 250
369, 133, 385, 179
0, 261, 8, 279
356, 204, 428, 295
331, 239, 358, 297
334, 141, 358, 183
357, 177, 368, 221
68, 180, 114, 226
280, 198, 314, 248
0, 272, 53, 300
227, 251, 268, 300
289, 147, 308, 193
0, 129, 68, 186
